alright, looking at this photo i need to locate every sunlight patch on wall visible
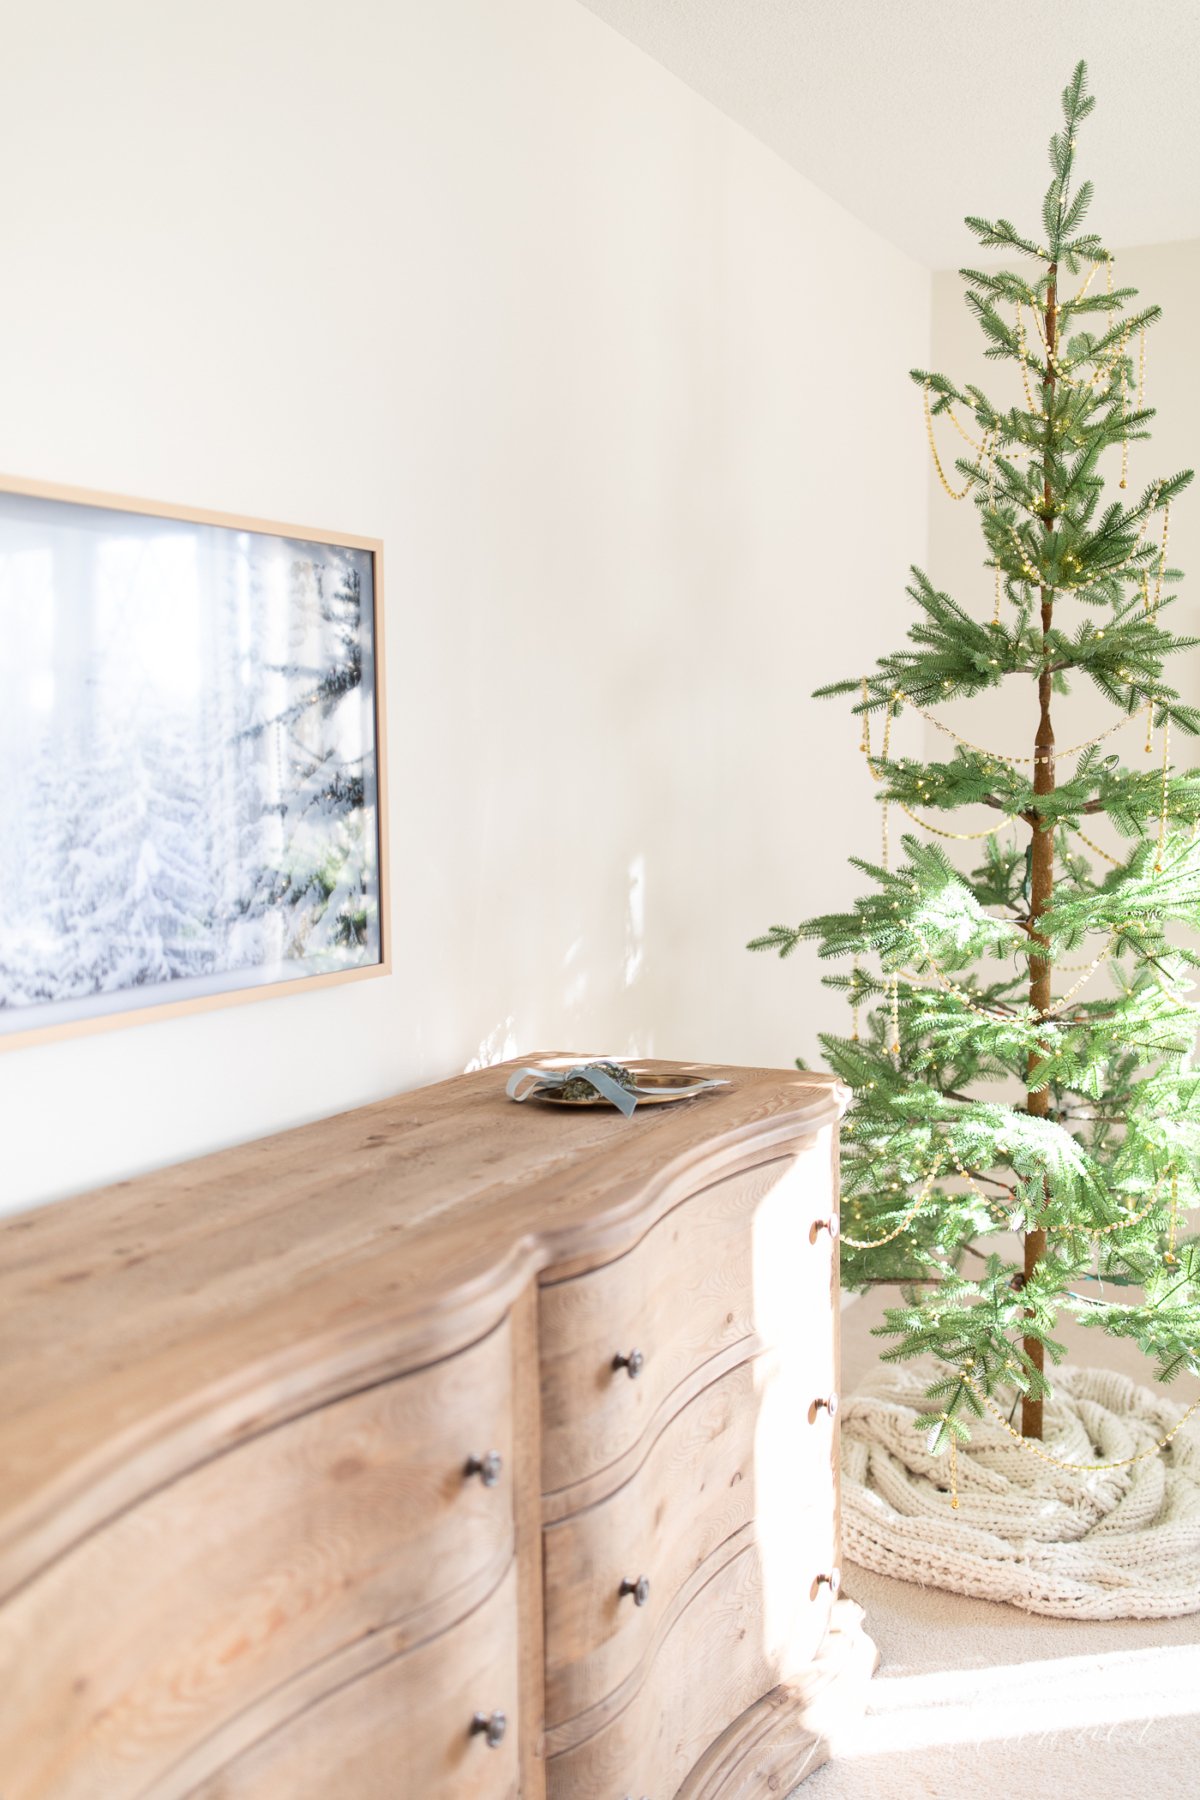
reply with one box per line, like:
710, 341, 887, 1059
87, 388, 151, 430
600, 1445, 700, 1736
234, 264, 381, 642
562, 936, 589, 1012
465, 1016, 520, 1070
624, 853, 645, 989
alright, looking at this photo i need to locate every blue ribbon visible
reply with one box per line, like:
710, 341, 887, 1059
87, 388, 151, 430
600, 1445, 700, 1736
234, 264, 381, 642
506, 1062, 728, 1115
505, 1062, 642, 1116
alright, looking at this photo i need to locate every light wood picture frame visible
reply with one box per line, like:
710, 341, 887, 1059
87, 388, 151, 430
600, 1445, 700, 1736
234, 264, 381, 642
0, 474, 389, 1051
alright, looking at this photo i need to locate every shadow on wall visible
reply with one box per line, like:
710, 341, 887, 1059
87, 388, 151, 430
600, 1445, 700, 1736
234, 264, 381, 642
463, 853, 652, 1071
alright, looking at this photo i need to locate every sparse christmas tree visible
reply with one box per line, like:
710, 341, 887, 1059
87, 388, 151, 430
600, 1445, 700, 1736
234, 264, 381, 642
752, 62, 1200, 1457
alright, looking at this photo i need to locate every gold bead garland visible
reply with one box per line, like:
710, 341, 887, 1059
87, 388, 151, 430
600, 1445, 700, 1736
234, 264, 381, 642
944, 1374, 1200, 1511
1147, 959, 1194, 1010
1029, 271, 1128, 397
924, 379, 993, 500
856, 685, 1185, 1004
1090, 1166, 1174, 1237
866, 693, 898, 873
847, 1131, 1179, 1247
839, 1152, 945, 1249
945, 406, 992, 456
945, 1151, 1175, 1240
1044, 934, 1118, 1010
855, 253, 1199, 1511
908, 928, 1012, 1023
898, 802, 1019, 842
898, 920, 1128, 1022
1153, 501, 1171, 612
1155, 709, 1171, 873
923, 278, 1155, 609
1033, 315, 1125, 395
1070, 258, 1103, 306
911, 701, 1138, 767
1014, 300, 1042, 417
985, 448, 1006, 623
1166, 1166, 1181, 1265
933, 395, 1036, 467
1002, 486, 1162, 594
1118, 325, 1131, 487
1074, 824, 1123, 868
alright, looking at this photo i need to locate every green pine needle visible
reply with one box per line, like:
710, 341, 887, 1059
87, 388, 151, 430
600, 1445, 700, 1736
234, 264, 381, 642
750, 61, 1200, 1447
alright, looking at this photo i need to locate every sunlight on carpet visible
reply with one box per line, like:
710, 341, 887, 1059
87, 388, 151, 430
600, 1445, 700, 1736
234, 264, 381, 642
835, 1641, 1200, 1756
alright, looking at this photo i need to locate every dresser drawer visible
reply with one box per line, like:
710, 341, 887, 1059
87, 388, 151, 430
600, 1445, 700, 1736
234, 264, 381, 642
191, 1561, 520, 1799
539, 1144, 836, 1502
543, 1341, 837, 1728
0, 1320, 515, 1800
546, 1530, 836, 1799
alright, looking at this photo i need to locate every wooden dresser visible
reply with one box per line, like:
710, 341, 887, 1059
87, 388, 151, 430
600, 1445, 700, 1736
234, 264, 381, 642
0, 1059, 874, 1799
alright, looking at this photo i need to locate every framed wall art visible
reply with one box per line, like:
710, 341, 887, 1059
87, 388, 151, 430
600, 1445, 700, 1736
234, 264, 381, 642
0, 475, 388, 1049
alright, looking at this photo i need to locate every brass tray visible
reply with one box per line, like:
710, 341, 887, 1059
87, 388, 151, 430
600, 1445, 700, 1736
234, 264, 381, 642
519, 1068, 728, 1107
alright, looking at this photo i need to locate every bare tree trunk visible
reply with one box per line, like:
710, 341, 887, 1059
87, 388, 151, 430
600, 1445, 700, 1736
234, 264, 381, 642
1022, 262, 1058, 1440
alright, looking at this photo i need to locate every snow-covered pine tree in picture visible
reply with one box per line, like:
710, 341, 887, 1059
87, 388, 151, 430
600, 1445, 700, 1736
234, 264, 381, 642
12, 702, 216, 1001
238, 553, 380, 967
141, 716, 222, 982
0, 484, 385, 1045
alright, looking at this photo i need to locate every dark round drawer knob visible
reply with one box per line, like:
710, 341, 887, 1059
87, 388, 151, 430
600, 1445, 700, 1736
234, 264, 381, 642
816, 1567, 841, 1595
815, 1213, 840, 1240
814, 1392, 839, 1419
464, 1451, 503, 1488
470, 1709, 507, 1748
619, 1574, 651, 1606
612, 1348, 644, 1380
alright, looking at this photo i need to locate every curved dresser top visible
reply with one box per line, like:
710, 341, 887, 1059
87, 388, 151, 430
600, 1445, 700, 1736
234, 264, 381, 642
0, 1058, 844, 1600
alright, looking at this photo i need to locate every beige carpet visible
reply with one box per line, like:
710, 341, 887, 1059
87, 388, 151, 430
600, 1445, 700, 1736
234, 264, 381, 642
798, 1290, 1200, 1799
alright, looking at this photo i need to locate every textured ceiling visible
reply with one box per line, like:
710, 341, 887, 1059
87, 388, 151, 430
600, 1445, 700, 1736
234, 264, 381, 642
575, 0, 1200, 267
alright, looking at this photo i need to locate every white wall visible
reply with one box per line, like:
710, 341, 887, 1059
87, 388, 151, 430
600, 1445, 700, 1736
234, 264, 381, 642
926, 241, 1200, 775
0, 0, 929, 1213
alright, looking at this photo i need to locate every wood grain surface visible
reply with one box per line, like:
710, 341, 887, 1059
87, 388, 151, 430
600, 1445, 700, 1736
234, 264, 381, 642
0, 1321, 515, 1800
188, 1562, 520, 1800
542, 1357, 764, 1727
0, 1061, 843, 1599
539, 1134, 838, 1507
676, 1599, 879, 1800
545, 1539, 826, 1800
540, 1132, 840, 1737
0, 1059, 852, 1800
539, 1160, 783, 1499
509, 1282, 548, 1800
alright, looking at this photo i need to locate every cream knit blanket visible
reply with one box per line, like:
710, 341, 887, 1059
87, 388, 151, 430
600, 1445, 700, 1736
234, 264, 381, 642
841, 1363, 1200, 1618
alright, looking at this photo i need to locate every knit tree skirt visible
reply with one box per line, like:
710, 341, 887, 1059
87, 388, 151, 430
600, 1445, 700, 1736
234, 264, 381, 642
841, 1363, 1200, 1619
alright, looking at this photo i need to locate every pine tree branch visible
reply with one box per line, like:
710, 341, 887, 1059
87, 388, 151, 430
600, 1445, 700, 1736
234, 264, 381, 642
760, 65, 1200, 1448
853, 1277, 947, 1288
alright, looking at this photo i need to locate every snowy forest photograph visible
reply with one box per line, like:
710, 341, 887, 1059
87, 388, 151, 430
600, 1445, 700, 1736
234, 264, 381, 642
0, 485, 383, 1041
